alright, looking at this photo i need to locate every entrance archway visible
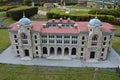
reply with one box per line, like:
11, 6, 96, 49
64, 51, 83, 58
43, 47, 47, 54
71, 48, 76, 55
57, 47, 62, 55
50, 47, 54, 55
64, 47, 69, 55
90, 51, 95, 59
24, 49, 29, 56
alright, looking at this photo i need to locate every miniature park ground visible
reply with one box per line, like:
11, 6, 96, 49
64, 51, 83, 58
0, 6, 120, 80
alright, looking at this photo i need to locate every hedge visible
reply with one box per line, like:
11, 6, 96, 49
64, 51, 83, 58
88, 9, 120, 17
47, 12, 115, 24
0, 6, 17, 12
6, 6, 38, 21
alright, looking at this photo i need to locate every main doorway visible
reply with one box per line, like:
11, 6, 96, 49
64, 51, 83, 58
90, 51, 95, 59
24, 49, 29, 56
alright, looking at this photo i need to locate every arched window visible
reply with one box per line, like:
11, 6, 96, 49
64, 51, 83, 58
82, 36, 85, 40
57, 47, 62, 55
71, 48, 76, 55
43, 47, 47, 54
21, 33, 27, 39
50, 47, 54, 55
64, 47, 69, 55
92, 34, 98, 41
34, 35, 37, 39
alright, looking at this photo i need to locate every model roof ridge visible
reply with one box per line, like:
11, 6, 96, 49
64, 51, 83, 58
47, 18, 75, 23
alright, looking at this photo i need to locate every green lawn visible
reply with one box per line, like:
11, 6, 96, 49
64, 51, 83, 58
112, 36, 120, 54
0, 29, 10, 53
0, 64, 119, 80
114, 25, 120, 34
112, 25, 120, 54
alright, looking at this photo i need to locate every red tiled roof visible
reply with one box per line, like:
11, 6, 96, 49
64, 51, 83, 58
9, 21, 115, 34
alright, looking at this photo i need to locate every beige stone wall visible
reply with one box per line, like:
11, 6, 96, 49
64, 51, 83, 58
9, 26, 114, 61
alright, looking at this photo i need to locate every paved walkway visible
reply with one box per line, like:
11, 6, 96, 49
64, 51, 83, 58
0, 46, 120, 68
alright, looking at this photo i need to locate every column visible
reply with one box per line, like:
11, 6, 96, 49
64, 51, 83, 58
48, 47, 50, 56
55, 47, 57, 56
62, 47, 64, 56
69, 48, 71, 56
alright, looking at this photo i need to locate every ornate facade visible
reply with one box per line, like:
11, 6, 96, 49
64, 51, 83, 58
9, 17, 115, 61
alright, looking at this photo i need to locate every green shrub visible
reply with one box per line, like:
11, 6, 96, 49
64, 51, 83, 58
66, 2, 78, 5
0, 6, 17, 12
88, 9, 120, 17
47, 12, 115, 23
6, 6, 38, 21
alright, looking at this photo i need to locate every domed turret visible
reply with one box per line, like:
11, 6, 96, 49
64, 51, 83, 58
17, 17, 32, 28
88, 18, 102, 28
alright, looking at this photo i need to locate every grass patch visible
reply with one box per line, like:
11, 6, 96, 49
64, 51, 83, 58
0, 64, 119, 80
0, 29, 10, 53
2, 18, 15, 26
0, 12, 6, 19
112, 36, 120, 54
114, 25, 120, 34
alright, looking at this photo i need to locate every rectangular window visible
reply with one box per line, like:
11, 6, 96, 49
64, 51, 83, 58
42, 40, 47, 43
64, 40, 70, 44
102, 48, 104, 51
64, 35, 70, 38
14, 35, 17, 38
103, 42, 106, 45
82, 42, 84, 45
35, 40, 37, 44
16, 46, 18, 49
36, 46, 38, 50
41, 35, 47, 38
101, 53, 103, 56
104, 37, 107, 41
17, 51, 19, 54
81, 48, 84, 51
57, 35, 62, 38
57, 40, 62, 43
53, 24, 56, 27
36, 51, 38, 55
110, 35, 112, 39
34, 35, 37, 39
15, 40, 18, 43
81, 53, 83, 56
72, 36, 78, 39
49, 40, 54, 43
91, 42, 97, 46
49, 35, 54, 38
82, 36, 85, 40
22, 40, 28, 44
72, 40, 77, 44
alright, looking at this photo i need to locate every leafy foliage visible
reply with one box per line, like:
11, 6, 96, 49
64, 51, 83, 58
6, 6, 38, 21
47, 12, 115, 23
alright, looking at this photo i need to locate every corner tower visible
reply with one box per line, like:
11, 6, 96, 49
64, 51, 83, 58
17, 16, 33, 60
86, 18, 103, 61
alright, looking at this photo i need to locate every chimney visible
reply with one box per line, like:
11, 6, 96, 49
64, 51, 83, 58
67, 18, 70, 22
52, 19, 55, 22
58, 24, 62, 28
59, 18, 63, 22
74, 24, 78, 28
43, 24, 46, 28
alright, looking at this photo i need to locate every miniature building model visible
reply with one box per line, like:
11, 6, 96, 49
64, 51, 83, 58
9, 17, 115, 61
